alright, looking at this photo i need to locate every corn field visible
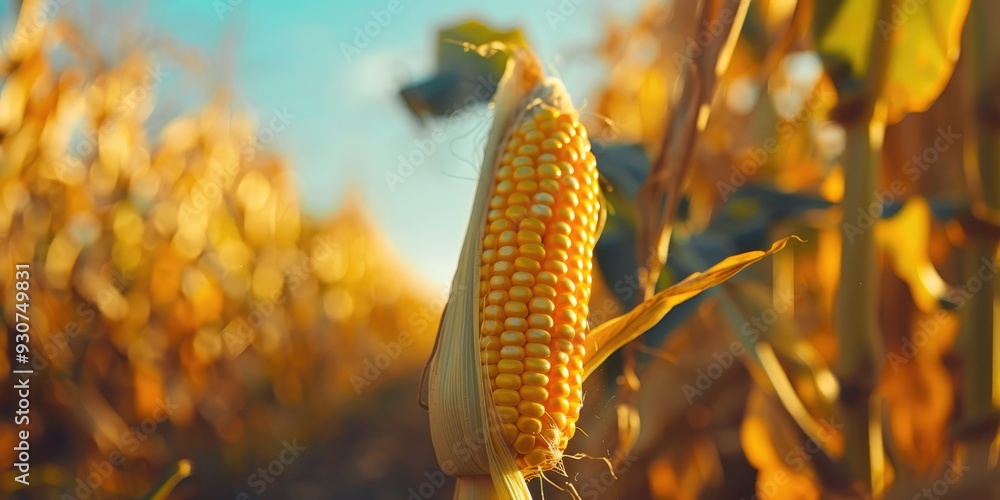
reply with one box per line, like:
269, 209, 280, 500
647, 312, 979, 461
0, 0, 999, 498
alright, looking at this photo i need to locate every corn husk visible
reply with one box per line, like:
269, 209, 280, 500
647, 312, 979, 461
426, 47, 541, 500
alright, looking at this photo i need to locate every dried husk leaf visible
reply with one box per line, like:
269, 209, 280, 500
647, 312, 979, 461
426, 48, 542, 499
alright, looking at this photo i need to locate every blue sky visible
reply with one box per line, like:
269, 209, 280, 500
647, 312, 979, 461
6, 0, 646, 286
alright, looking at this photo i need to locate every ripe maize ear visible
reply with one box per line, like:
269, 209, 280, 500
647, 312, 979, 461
478, 103, 600, 472
426, 48, 549, 500
424, 44, 795, 500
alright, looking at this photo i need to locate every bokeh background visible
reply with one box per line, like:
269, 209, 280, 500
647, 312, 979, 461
7, 0, 646, 287
2, 0, 999, 498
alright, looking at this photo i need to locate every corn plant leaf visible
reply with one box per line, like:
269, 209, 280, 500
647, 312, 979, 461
881, 197, 964, 222
877, 196, 951, 312
882, 341, 954, 473
594, 151, 830, 350
816, 0, 969, 122
399, 20, 529, 119
812, 0, 849, 41
594, 143, 650, 199
741, 388, 825, 498
143, 460, 193, 500
583, 236, 798, 378
708, 185, 832, 252
592, 143, 648, 311
436, 20, 528, 74
714, 280, 842, 448
398, 72, 469, 119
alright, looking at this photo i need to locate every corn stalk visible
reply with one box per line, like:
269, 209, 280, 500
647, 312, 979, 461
955, 0, 1000, 480
830, 0, 895, 493
638, 0, 752, 297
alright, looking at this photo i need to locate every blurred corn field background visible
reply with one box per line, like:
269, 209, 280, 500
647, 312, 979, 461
1, 0, 1000, 498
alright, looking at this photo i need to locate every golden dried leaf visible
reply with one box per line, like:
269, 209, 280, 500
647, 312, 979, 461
877, 197, 949, 312
584, 236, 799, 378
817, 0, 969, 122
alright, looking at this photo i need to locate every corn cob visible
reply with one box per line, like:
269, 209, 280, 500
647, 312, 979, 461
478, 104, 600, 472
425, 46, 794, 500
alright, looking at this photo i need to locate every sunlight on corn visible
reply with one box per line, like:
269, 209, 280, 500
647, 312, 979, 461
479, 99, 600, 472
425, 45, 794, 499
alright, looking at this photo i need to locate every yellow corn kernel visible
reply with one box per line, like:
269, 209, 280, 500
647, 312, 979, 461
517, 400, 545, 418
517, 416, 543, 435
529, 297, 555, 314
522, 372, 549, 387
483, 350, 501, 364
525, 329, 551, 344
493, 389, 520, 406
496, 373, 522, 390
500, 345, 525, 360
504, 423, 519, 442
500, 331, 526, 346
524, 449, 548, 468
514, 257, 541, 274
481, 336, 500, 350
519, 385, 548, 403
513, 434, 536, 455
517, 230, 542, 245
523, 357, 550, 373
479, 104, 600, 472
527, 314, 553, 330
524, 344, 551, 358
498, 359, 524, 374
504, 317, 528, 332
498, 406, 520, 423
509, 286, 532, 302
547, 412, 567, 430
511, 272, 535, 287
